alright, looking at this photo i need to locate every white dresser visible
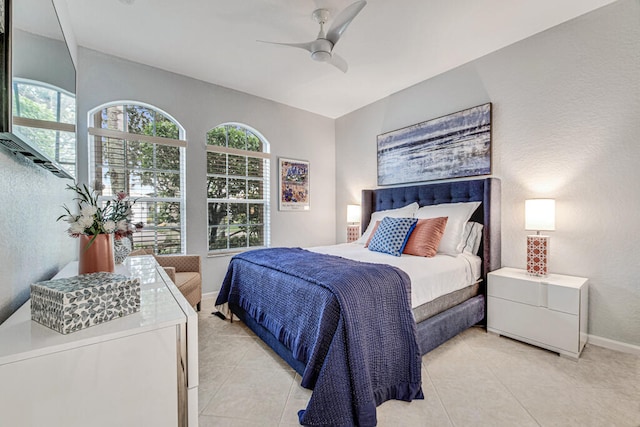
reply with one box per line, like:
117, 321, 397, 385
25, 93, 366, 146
0, 255, 198, 426
487, 267, 589, 359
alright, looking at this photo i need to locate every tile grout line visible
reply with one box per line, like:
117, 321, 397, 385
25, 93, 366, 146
483, 348, 543, 427
278, 371, 300, 426
423, 361, 457, 427
461, 330, 544, 426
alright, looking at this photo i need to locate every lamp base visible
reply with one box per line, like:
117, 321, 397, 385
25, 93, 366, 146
527, 235, 549, 276
347, 224, 360, 243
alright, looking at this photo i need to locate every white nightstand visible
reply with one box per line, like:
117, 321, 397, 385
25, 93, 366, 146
487, 267, 589, 359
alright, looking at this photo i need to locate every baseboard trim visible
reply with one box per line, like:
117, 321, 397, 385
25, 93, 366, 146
588, 334, 640, 355
202, 292, 217, 301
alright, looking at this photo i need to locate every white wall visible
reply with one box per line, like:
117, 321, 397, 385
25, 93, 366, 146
335, 0, 640, 346
76, 48, 336, 294
52, 0, 79, 69
0, 151, 76, 323
12, 30, 75, 94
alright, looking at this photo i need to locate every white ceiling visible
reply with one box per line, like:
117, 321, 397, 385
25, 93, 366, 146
44, 0, 619, 118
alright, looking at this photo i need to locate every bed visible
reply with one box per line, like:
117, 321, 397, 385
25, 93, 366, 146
216, 177, 501, 426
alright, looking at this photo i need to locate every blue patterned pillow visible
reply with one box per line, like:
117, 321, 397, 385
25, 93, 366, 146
367, 217, 418, 257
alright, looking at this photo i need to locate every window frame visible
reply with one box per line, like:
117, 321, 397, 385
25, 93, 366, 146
206, 123, 271, 255
12, 78, 77, 177
88, 101, 187, 255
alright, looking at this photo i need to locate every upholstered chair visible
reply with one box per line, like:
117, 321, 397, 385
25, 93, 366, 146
130, 249, 202, 311
154, 255, 202, 311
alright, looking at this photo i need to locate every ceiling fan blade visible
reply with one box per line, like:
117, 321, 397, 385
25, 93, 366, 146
257, 40, 314, 54
326, 0, 367, 46
329, 53, 348, 73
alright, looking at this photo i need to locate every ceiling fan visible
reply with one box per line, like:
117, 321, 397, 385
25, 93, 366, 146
259, 1, 367, 73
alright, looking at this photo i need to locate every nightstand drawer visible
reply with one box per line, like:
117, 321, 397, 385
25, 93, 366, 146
488, 270, 582, 315
488, 273, 541, 306
547, 283, 580, 315
488, 296, 579, 353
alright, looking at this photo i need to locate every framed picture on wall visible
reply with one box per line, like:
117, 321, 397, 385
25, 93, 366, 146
279, 157, 310, 211
377, 103, 492, 185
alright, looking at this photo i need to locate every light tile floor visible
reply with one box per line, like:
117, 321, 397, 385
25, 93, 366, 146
197, 298, 640, 426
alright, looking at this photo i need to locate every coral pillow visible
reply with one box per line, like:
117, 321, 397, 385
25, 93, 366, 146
364, 221, 380, 247
403, 217, 449, 257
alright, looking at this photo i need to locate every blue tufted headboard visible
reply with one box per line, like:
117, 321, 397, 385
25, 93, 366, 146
361, 178, 501, 282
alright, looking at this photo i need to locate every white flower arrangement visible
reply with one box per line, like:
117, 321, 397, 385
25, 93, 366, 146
58, 184, 141, 247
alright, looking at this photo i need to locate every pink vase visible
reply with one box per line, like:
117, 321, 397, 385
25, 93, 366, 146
79, 234, 115, 274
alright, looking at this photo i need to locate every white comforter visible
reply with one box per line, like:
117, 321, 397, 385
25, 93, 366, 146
308, 243, 481, 309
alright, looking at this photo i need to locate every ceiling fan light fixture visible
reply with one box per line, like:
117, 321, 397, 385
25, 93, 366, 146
311, 51, 331, 62
310, 38, 333, 62
258, 1, 367, 72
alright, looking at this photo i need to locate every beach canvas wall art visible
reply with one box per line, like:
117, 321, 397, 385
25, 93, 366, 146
377, 103, 491, 185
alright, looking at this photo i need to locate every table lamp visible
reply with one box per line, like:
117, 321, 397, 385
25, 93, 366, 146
525, 199, 555, 276
346, 204, 361, 243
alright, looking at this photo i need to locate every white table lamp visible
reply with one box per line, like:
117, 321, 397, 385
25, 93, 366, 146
525, 199, 555, 276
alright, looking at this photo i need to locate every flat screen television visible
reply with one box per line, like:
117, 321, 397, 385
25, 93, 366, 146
0, 0, 76, 179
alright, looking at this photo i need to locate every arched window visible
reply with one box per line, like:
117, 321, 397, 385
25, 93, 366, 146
206, 123, 270, 253
12, 78, 76, 177
88, 102, 186, 254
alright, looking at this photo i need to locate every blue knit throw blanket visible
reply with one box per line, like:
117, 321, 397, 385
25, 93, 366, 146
216, 247, 424, 426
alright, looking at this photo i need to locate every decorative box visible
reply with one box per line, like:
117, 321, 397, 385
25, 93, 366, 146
31, 272, 141, 334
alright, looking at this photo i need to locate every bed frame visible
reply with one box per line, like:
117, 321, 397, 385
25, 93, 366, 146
230, 177, 501, 376
362, 177, 501, 353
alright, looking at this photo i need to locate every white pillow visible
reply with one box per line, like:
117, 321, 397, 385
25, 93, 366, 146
355, 202, 419, 244
461, 222, 484, 255
415, 201, 481, 254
